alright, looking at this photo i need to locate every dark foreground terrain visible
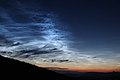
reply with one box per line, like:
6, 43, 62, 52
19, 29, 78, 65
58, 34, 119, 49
0, 55, 72, 80
0, 55, 120, 80
55, 70, 120, 80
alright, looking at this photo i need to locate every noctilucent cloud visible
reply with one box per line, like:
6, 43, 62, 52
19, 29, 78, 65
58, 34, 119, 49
0, 0, 120, 72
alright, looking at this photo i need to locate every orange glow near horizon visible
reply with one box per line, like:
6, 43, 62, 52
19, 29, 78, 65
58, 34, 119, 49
68, 68, 120, 72
34, 61, 120, 72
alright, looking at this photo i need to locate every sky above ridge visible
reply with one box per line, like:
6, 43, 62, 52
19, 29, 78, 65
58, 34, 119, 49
0, 0, 120, 72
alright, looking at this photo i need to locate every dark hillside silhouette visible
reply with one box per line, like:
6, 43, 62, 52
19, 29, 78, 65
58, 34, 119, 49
0, 55, 120, 80
0, 55, 72, 80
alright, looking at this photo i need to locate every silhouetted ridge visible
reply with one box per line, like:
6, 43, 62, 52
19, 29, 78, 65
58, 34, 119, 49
0, 55, 120, 80
0, 55, 72, 80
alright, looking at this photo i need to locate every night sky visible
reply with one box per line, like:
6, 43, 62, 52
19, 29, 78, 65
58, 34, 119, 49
0, 0, 120, 72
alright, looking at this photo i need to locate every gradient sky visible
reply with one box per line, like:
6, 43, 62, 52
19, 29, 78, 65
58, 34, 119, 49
0, 0, 120, 72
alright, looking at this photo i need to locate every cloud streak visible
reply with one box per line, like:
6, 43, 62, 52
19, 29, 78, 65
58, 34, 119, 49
0, 0, 70, 62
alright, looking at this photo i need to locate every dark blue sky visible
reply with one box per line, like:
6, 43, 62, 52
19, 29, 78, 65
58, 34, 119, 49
39, 0, 120, 52
39, 0, 120, 71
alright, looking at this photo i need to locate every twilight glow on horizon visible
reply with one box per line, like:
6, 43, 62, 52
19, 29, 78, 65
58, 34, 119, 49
0, 0, 120, 72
